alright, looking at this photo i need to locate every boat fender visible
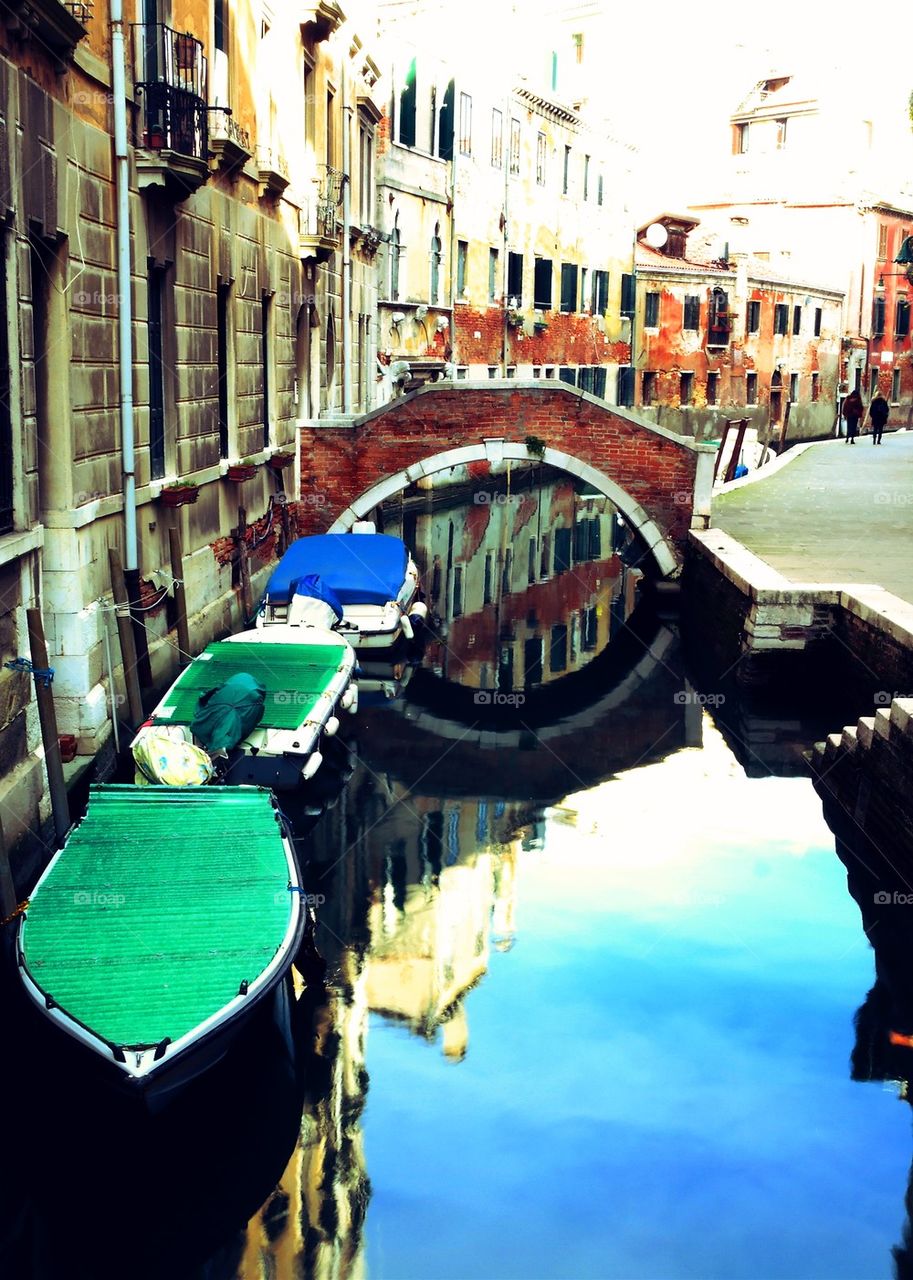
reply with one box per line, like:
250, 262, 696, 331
409, 601, 429, 623
400, 612, 414, 641
324, 716, 340, 737
301, 751, 323, 781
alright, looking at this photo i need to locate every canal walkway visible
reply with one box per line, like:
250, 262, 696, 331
713, 431, 913, 606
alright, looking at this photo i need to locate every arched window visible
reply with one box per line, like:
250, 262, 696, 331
390, 213, 400, 301
430, 222, 442, 304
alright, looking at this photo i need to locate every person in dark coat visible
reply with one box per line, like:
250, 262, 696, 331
843, 389, 864, 443
869, 392, 889, 444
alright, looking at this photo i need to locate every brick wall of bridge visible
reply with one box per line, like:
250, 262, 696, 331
297, 385, 701, 559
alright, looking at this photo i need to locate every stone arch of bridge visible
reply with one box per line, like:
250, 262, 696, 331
327, 440, 678, 577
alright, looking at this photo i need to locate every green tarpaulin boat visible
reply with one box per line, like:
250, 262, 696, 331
147, 628, 358, 789
16, 785, 306, 1097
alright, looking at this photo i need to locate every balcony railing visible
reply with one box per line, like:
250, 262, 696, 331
318, 165, 344, 235
133, 24, 208, 162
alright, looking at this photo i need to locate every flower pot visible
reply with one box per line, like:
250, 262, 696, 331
267, 452, 295, 471
226, 464, 258, 482
160, 486, 199, 508
58, 734, 78, 764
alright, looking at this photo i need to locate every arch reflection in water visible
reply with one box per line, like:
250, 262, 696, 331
382, 462, 643, 693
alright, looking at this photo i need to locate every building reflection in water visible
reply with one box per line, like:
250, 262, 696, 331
237, 469, 685, 1278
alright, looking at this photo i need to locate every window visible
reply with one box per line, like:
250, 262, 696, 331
774, 303, 788, 335
438, 78, 455, 160
483, 552, 493, 604
559, 367, 576, 385
776, 117, 787, 149
509, 118, 521, 176
507, 252, 523, 305
617, 365, 634, 406
583, 154, 590, 200
814, 306, 822, 336
540, 534, 550, 578
792, 304, 801, 335
550, 624, 568, 673
789, 372, 799, 403
491, 108, 503, 168
811, 372, 820, 402
580, 267, 588, 311
429, 84, 437, 152
452, 566, 463, 618
683, 295, 700, 331
746, 372, 757, 404
532, 365, 541, 378
642, 371, 657, 405
536, 132, 546, 185
0, 239, 11, 533
560, 263, 578, 313
303, 59, 315, 149
562, 144, 571, 195
528, 538, 536, 584
573, 31, 584, 62
534, 257, 552, 310
706, 371, 719, 405
456, 239, 468, 298
746, 300, 760, 334
597, 173, 604, 206
261, 295, 271, 446
216, 282, 230, 459
895, 297, 910, 337
878, 223, 888, 260
553, 527, 572, 572
326, 89, 336, 166
147, 266, 167, 480
708, 289, 730, 345
870, 365, 879, 396
398, 58, 417, 148
501, 548, 512, 594
892, 368, 901, 402
489, 248, 499, 303
592, 270, 609, 314
359, 125, 374, 224
430, 224, 442, 303
680, 372, 693, 405
488, 366, 498, 379
620, 273, 635, 316
735, 122, 749, 154
593, 367, 607, 398
873, 295, 886, 336
458, 91, 472, 154
390, 215, 401, 300
645, 292, 660, 328
577, 366, 594, 393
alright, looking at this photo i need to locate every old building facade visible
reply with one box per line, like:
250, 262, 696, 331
0, 0, 382, 851
633, 214, 843, 442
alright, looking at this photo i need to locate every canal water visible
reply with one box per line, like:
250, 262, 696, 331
1, 466, 911, 1279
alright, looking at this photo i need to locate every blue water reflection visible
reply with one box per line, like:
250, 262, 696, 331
361, 730, 909, 1280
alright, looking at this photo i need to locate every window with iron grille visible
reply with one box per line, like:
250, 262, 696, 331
534, 257, 553, 310
509, 119, 521, 175
680, 372, 693, 405
746, 372, 757, 404
893, 368, 901, 401
814, 306, 822, 336
706, 371, 719, 405
536, 131, 546, 185
870, 365, 879, 395
489, 248, 498, 302
507, 252, 523, 304
873, 295, 886, 336
708, 289, 730, 345
878, 223, 888, 260
616, 365, 634, 406
789, 372, 799, 403
746, 300, 760, 334
458, 92, 472, 154
560, 263, 578, 313
683, 295, 699, 331
645, 292, 660, 328
774, 303, 788, 335
895, 298, 910, 337
792, 304, 801, 335
642, 371, 656, 405
591, 270, 609, 314
490, 108, 502, 168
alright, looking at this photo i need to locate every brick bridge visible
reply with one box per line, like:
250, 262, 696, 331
297, 384, 715, 576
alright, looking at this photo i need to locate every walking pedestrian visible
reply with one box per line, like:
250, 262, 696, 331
869, 391, 889, 445
843, 389, 864, 444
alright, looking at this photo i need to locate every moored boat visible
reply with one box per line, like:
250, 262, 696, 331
140, 630, 357, 789
15, 785, 308, 1102
259, 530, 426, 651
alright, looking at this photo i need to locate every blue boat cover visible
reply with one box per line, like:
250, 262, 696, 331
268, 534, 410, 607
294, 574, 344, 622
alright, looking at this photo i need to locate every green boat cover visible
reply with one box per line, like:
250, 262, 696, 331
151, 641, 348, 732
21, 786, 296, 1049
191, 672, 266, 751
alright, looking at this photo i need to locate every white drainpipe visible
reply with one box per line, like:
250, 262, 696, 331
111, 0, 137, 574
341, 62, 352, 414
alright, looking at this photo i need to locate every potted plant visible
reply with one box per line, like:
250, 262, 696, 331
159, 482, 200, 508
226, 459, 259, 482
506, 308, 524, 328
267, 450, 295, 471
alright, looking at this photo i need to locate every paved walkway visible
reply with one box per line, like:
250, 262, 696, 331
712, 432, 913, 607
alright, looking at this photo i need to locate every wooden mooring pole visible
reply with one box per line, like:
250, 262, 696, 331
26, 607, 71, 843
0, 813, 16, 919
168, 526, 191, 668
237, 506, 253, 621
109, 547, 145, 727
